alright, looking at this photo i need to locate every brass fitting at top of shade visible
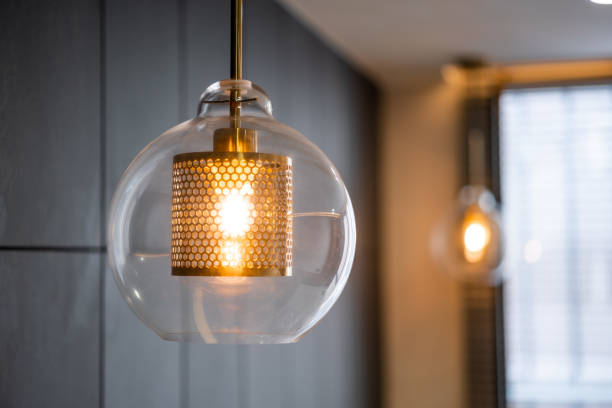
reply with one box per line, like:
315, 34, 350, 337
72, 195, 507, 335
213, 127, 257, 152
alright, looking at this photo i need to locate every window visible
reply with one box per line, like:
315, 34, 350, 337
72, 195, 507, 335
501, 84, 612, 406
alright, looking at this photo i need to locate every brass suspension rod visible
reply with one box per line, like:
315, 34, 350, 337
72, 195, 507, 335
215, 0, 256, 153
229, 0, 243, 129
231, 0, 243, 80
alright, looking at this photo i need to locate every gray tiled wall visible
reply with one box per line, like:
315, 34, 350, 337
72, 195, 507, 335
0, 0, 380, 407
0, 252, 101, 407
0, 0, 101, 247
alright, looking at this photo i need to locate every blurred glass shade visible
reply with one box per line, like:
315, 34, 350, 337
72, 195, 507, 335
432, 185, 503, 284
107, 80, 356, 343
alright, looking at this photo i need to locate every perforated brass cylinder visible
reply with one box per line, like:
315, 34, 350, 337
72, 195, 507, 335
171, 152, 293, 276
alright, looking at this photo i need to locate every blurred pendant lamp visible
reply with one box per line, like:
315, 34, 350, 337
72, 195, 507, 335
432, 91, 503, 284
107, 0, 356, 343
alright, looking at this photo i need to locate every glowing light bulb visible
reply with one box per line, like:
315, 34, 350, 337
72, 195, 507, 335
219, 183, 253, 238
216, 183, 254, 268
463, 218, 490, 263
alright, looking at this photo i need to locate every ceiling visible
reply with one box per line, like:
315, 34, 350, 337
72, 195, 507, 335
278, 0, 612, 88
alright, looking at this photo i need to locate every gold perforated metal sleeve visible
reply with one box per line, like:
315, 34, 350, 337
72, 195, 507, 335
171, 152, 293, 277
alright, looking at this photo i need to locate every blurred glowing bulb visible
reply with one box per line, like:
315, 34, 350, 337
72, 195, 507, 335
464, 222, 489, 252
463, 219, 490, 263
590, 0, 612, 4
219, 183, 252, 238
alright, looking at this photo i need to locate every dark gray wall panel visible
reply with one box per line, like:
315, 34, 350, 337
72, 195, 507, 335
184, 0, 228, 113
0, 252, 100, 407
301, 57, 380, 408
103, 1, 182, 406
291, 337, 318, 408
0, 0, 101, 246
342, 68, 381, 408
244, 345, 294, 408
186, 344, 242, 408
243, 0, 292, 122
104, 265, 181, 408
105, 0, 180, 203
288, 27, 380, 408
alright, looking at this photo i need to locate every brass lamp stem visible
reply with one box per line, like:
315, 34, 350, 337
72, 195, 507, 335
230, 0, 243, 128
213, 0, 257, 152
231, 0, 243, 81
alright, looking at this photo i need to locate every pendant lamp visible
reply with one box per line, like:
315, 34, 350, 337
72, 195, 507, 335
107, 0, 356, 343
432, 185, 502, 283
432, 127, 503, 284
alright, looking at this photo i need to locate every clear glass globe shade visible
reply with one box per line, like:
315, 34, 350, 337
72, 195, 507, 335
107, 80, 356, 343
431, 185, 503, 285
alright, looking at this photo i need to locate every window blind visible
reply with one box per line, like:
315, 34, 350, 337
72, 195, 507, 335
500, 84, 612, 406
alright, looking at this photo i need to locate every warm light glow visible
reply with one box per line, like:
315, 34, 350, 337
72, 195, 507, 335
218, 184, 253, 268
221, 241, 242, 268
465, 223, 488, 252
463, 217, 490, 263
219, 183, 253, 238
441, 64, 468, 86
171, 154, 293, 276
